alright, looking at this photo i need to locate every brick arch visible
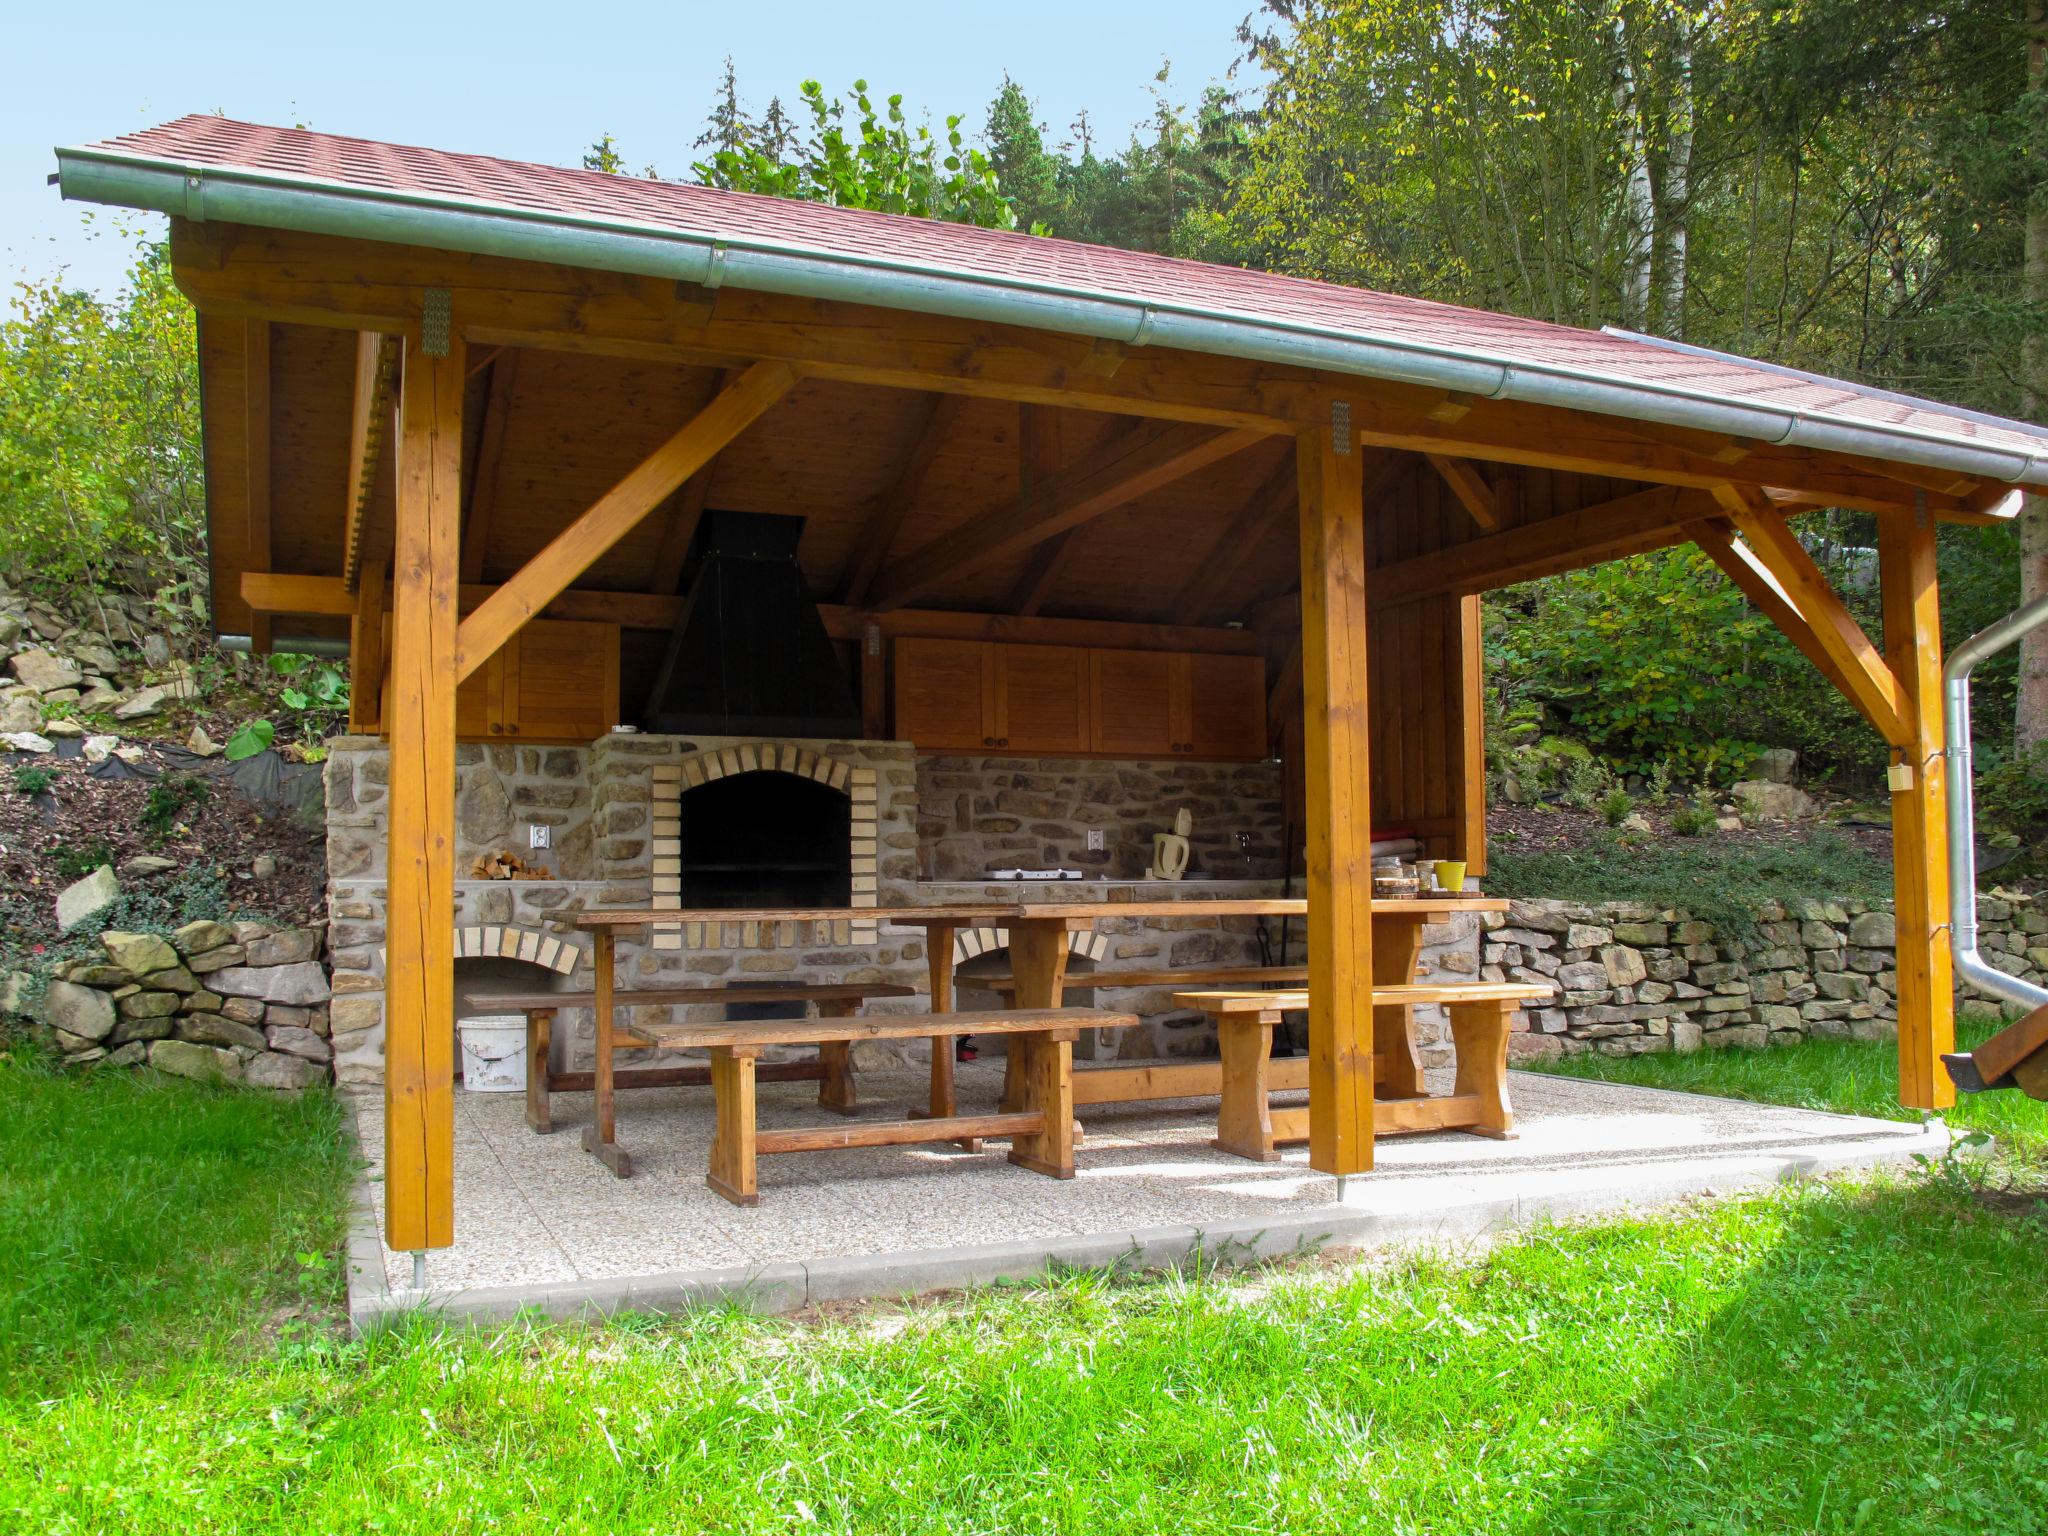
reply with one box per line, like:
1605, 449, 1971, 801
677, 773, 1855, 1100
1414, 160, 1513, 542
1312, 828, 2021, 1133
953, 927, 1108, 966
379, 923, 583, 974
672, 742, 855, 793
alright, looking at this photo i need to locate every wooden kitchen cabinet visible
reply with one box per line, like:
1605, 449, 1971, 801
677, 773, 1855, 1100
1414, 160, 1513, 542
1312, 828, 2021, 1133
378, 618, 619, 743
896, 637, 1265, 759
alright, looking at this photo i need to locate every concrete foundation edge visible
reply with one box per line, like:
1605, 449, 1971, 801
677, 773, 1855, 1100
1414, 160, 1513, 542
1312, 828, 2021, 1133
345, 1120, 1953, 1332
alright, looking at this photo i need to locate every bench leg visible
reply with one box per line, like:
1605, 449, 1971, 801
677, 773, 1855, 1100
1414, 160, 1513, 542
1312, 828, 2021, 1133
1006, 1033, 1076, 1180
1448, 1002, 1516, 1140
918, 927, 982, 1151
525, 1007, 555, 1135
706, 1046, 761, 1206
1375, 916, 1428, 1099
1213, 1016, 1280, 1162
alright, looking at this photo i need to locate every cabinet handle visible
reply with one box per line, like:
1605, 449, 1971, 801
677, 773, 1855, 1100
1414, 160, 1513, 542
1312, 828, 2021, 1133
489, 723, 503, 735
507, 723, 521, 736
983, 736, 995, 747
997, 737, 1009, 747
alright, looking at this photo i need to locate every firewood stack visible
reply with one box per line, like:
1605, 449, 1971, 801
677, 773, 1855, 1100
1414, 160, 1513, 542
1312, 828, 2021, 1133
469, 851, 553, 881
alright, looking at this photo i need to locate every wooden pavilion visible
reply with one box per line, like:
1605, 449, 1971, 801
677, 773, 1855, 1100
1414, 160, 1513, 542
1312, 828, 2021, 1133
53, 116, 2048, 1256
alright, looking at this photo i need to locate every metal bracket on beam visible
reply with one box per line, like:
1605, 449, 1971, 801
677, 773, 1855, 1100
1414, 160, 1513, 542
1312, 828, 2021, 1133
420, 288, 452, 357
1331, 399, 1352, 454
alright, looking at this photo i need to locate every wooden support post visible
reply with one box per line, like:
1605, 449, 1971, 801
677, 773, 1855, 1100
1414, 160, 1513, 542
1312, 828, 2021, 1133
1297, 408, 1377, 1176
1879, 504, 1956, 1110
348, 558, 387, 734
383, 328, 464, 1255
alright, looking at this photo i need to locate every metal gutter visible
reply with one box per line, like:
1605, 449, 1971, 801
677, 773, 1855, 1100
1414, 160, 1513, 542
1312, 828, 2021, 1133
53, 143, 2048, 491
1943, 595, 2048, 1046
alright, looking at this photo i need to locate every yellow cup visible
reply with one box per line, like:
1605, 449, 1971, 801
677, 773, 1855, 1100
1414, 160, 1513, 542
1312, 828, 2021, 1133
1433, 860, 1469, 893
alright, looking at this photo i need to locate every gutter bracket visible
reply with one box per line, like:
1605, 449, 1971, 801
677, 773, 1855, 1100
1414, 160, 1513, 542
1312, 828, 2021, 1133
182, 172, 205, 222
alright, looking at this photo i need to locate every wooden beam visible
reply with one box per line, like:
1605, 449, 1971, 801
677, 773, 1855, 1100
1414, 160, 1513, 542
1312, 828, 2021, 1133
873, 420, 1268, 610
1173, 449, 1297, 624
242, 570, 682, 631
1717, 487, 1910, 746
243, 319, 272, 652
1297, 408, 1376, 1176
840, 393, 955, 605
649, 368, 742, 596
169, 222, 2006, 517
460, 349, 518, 584
347, 558, 387, 734
1687, 518, 1869, 722
455, 360, 797, 682
1009, 405, 1072, 616
341, 332, 400, 591
1425, 454, 1501, 530
1878, 502, 1955, 1110
1455, 593, 1487, 875
384, 327, 464, 1255
1372, 485, 1716, 607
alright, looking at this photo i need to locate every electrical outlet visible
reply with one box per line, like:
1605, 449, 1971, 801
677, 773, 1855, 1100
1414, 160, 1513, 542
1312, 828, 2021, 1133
528, 824, 551, 851
1086, 829, 1106, 851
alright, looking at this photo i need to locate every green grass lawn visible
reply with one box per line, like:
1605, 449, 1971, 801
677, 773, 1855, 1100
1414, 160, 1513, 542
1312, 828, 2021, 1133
3, 1043, 2046, 1533
1525, 1012, 2048, 1171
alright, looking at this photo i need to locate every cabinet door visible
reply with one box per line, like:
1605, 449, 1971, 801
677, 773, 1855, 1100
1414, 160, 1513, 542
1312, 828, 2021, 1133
501, 620, 619, 743
994, 644, 1090, 753
894, 637, 994, 748
1088, 648, 1178, 756
1182, 653, 1268, 759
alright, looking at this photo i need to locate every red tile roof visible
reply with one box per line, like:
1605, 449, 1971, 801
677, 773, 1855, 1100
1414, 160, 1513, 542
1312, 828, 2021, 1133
62, 114, 2048, 480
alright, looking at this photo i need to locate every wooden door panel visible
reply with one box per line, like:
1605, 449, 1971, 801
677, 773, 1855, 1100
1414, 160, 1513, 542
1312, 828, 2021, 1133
894, 637, 994, 748
1088, 649, 1177, 756
995, 644, 1089, 753
1184, 652, 1267, 759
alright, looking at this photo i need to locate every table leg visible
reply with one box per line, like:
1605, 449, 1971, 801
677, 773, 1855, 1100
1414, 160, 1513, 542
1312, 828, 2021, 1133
1006, 1031, 1076, 1180
815, 999, 859, 1116
1213, 1013, 1280, 1161
706, 1044, 761, 1205
525, 1007, 554, 1134
579, 927, 630, 1178
1001, 921, 1071, 1112
1373, 914, 1428, 1100
916, 925, 981, 1151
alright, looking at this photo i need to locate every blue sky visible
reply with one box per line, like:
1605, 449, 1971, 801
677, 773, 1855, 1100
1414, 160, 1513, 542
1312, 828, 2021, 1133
4, 0, 1261, 298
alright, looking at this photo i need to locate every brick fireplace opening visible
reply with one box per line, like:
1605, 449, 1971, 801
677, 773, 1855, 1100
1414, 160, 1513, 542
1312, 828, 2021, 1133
677, 769, 852, 909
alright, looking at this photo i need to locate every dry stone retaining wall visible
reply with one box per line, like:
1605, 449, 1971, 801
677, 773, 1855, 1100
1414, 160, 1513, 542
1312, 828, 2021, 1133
23, 920, 333, 1088
1487, 892, 2047, 1058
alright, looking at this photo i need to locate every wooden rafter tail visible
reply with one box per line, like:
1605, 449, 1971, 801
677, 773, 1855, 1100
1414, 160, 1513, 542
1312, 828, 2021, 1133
342, 332, 401, 591
1712, 486, 1910, 747
453, 358, 799, 683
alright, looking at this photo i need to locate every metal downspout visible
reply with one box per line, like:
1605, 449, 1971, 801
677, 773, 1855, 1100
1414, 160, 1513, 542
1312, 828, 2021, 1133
1945, 593, 2048, 1018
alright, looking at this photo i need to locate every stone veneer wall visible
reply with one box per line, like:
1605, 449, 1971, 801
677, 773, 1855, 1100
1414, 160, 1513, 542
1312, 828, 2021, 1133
1484, 892, 2048, 1058
323, 733, 924, 1084
917, 755, 1286, 881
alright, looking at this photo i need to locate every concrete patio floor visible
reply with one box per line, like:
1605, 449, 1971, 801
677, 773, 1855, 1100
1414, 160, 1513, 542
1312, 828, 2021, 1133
346, 1060, 1952, 1328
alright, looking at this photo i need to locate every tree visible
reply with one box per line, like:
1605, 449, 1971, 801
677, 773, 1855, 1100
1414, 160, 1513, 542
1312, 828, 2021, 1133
0, 230, 203, 599
984, 78, 1061, 231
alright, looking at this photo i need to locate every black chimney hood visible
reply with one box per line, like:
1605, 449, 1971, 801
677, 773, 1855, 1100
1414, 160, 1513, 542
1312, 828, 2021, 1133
641, 509, 862, 739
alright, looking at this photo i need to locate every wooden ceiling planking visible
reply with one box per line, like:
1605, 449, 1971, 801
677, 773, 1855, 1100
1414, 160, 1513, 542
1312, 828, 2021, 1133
267, 324, 357, 575
197, 312, 254, 634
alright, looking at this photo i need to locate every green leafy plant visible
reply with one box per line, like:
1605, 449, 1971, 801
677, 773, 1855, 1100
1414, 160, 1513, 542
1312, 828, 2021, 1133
11, 765, 55, 797
141, 773, 208, 841
1669, 795, 1717, 838
223, 719, 275, 762
50, 839, 114, 881
1599, 786, 1634, 827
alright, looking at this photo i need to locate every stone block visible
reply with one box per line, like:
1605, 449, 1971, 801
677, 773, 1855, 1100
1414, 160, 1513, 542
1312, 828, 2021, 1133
1600, 945, 1648, 987
56, 866, 120, 932
179, 1012, 268, 1051
173, 919, 237, 956
42, 980, 116, 1042
243, 927, 323, 967
244, 1051, 324, 1091
1610, 921, 1669, 946
1847, 910, 1895, 947
1815, 972, 1868, 1002
265, 1025, 333, 1062
117, 990, 179, 1020
208, 962, 331, 1006
148, 1039, 241, 1082
185, 944, 246, 973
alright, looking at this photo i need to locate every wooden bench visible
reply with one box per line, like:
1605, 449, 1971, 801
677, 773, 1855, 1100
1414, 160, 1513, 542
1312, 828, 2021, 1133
1176, 982, 1555, 1160
970, 965, 1311, 1110
629, 1007, 1136, 1205
462, 983, 916, 1172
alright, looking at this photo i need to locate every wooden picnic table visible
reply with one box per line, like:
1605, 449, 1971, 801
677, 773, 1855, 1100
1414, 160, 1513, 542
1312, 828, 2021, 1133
567, 895, 1507, 1138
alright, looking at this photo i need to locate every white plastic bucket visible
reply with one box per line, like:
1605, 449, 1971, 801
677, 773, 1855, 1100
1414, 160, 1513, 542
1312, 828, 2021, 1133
458, 1015, 527, 1092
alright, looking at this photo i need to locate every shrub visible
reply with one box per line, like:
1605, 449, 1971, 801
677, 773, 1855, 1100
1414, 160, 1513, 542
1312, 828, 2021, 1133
141, 773, 208, 841
1669, 798, 1716, 837
1599, 787, 1634, 827
11, 765, 54, 797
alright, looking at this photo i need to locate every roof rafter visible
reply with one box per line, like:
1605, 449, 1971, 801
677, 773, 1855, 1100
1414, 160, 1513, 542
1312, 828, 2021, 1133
839, 392, 957, 606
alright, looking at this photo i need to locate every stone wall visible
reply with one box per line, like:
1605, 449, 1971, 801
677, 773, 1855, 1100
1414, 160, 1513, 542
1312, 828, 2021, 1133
1484, 892, 2048, 1058
24, 921, 333, 1088
917, 754, 1286, 882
